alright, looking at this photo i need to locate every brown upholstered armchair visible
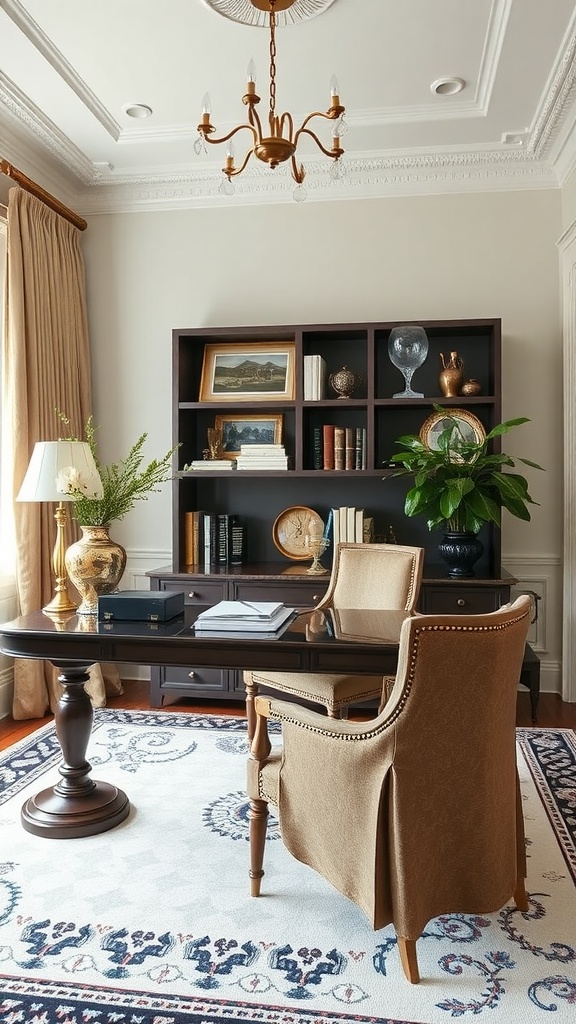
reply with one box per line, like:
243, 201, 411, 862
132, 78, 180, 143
247, 595, 532, 984
244, 542, 424, 738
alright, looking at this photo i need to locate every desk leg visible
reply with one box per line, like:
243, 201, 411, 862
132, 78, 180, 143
21, 663, 130, 839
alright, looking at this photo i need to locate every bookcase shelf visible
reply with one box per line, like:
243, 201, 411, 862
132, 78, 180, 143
147, 318, 505, 706
170, 318, 502, 569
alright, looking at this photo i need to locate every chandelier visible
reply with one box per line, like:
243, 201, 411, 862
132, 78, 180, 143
195, 0, 346, 200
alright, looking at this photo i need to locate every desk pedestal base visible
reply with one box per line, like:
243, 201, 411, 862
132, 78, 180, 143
21, 782, 129, 838
21, 660, 130, 839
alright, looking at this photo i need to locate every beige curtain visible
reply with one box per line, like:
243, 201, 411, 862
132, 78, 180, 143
3, 187, 122, 718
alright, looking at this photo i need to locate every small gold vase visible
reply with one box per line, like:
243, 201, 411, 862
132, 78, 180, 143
439, 351, 464, 397
65, 525, 127, 615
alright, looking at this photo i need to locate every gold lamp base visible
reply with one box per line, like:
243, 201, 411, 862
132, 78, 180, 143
43, 502, 77, 616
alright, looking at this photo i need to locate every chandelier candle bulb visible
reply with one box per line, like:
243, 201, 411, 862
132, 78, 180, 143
330, 75, 340, 107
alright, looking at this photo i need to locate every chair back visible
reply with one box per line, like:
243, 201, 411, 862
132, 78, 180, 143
380, 595, 532, 934
317, 542, 424, 612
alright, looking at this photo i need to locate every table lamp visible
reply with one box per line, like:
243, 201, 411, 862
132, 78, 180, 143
17, 440, 103, 615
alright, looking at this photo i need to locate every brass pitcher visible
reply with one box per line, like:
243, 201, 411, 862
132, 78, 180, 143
439, 351, 464, 397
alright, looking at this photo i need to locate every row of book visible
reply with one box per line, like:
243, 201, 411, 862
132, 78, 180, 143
325, 506, 375, 545
303, 354, 328, 400
314, 425, 367, 470
184, 511, 247, 567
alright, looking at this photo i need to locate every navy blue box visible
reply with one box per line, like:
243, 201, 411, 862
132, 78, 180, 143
98, 590, 185, 622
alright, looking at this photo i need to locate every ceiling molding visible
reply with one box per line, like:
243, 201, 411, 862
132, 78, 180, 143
0, 0, 121, 140
0, 71, 96, 184
75, 148, 556, 216
528, 28, 576, 159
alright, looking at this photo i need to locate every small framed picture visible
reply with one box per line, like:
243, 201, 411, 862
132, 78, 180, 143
199, 342, 296, 402
214, 413, 283, 459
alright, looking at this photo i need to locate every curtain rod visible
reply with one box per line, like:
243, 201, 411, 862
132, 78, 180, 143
0, 158, 87, 231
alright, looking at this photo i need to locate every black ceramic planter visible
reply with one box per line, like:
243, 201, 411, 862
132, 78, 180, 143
438, 531, 484, 578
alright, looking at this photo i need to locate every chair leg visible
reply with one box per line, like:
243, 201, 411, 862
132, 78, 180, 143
513, 877, 529, 912
397, 936, 420, 983
248, 797, 268, 896
245, 672, 258, 743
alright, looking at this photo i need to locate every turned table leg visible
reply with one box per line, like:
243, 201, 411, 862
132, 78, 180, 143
21, 662, 130, 839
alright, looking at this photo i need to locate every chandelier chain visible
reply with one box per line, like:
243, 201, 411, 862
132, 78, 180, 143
269, 10, 277, 121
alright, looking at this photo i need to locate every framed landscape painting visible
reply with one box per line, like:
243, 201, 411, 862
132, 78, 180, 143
199, 342, 296, 402
214, 414, 283, 459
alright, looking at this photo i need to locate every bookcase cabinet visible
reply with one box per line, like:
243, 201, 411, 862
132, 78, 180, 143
148, 318, 506, 706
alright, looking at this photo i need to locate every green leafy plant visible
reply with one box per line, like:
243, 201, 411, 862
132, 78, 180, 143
388, 406, 543, 533
57, 412, 178, 526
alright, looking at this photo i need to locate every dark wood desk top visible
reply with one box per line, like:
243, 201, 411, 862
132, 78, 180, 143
0, 607, 405, 676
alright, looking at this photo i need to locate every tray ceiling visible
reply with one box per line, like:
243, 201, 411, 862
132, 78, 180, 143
1, 0, 576, 211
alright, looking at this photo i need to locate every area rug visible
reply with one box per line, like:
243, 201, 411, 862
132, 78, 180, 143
1, 712, 575, 1024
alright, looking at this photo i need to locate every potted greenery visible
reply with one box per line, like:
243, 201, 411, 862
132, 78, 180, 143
56, 413, 177, 613
388, 406, 543, 576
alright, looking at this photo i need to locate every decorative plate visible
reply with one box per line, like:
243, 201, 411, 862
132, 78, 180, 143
272, 505, 324, 560
419, 409, 486, 461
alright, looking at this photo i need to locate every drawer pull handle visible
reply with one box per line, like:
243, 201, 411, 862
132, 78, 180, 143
188, 671, 196, 679
312, 595, 320, 603
457, 599, 466, 607
188, 592, 196, 598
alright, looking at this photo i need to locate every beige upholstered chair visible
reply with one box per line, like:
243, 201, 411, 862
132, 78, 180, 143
244, 542, 424, 738
247, 595, 532, 984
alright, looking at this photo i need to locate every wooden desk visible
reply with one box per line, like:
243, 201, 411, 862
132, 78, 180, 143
0, 607, 404, 840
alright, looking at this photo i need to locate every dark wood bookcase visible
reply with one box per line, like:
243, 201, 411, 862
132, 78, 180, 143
148, 317, 511, 706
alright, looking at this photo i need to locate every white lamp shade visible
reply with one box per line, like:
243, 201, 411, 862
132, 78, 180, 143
17, 441, 104, 503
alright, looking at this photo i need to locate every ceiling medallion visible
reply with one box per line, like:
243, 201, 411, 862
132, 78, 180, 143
201, 0, 338, 28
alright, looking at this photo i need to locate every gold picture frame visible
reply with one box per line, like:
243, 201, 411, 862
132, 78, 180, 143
214, 413, 283, 460
419, 408, 486, 458
199, 342, 296, 402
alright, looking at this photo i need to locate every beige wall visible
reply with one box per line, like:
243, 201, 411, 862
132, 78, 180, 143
83, 188, 562, 558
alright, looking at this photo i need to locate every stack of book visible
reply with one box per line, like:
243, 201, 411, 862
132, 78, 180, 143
184, 511, 246, 567
184, 460, 236, 470
325, 506, 373, 545
193, 600, 294, 635
236, 444, 289, 470
314, 426, 367, 470
303, 354, 327, 400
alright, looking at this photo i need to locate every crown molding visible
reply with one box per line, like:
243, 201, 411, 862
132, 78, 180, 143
75, 148, 557, 215
0, 0, 120, 140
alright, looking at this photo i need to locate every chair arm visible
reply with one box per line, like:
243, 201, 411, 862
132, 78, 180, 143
254, 694, 393, 741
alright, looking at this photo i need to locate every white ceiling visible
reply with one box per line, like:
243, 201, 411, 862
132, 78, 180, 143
1, 0, 576, 212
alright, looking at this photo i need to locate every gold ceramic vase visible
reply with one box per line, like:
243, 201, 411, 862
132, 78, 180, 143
65, 525, 127, 615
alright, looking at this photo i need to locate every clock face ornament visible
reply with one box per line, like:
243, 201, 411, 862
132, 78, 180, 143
272, 506, 324, 560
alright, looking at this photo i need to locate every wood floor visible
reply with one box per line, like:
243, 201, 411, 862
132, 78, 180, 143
0, 681, 575, 751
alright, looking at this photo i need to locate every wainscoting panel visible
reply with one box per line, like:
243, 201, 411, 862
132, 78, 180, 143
504, 555, 561, 695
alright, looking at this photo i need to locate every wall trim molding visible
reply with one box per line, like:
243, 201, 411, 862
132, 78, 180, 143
558, 224, 576, 703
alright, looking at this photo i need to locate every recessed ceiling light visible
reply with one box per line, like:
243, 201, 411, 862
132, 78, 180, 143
123, 103, 153, 119
430, 77, 465, 96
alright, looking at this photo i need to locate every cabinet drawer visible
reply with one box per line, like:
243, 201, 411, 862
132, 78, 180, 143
421, 586, 507, 615
161, 666, 227, 691
159, 580, 226, 605
231, 579, 328, 608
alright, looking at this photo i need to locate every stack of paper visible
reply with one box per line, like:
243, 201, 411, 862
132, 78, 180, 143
193, 600, 294, 632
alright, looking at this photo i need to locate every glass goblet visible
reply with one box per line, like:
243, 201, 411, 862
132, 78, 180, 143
388, 326, 429, 398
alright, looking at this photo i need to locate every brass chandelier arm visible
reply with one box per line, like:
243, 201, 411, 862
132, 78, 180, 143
198, 123, 258, 148
293, 126, 344, 161
290, 154, 306, 185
